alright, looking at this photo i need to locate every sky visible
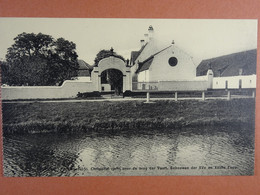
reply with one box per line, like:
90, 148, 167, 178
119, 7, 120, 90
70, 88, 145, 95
0, 18, 257, 66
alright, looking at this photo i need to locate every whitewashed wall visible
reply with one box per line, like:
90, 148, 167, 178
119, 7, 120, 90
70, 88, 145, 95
92, 56, 131, 92
212, 75, 256, 89
2, 73, 256, 100
158, 80, 208, 91
133, 79, 208, 91
137, 70, 150, 82
1, 80, 94, 100
76, 76, 91, 82
101, 84, 111, 92
149, 45, 196, 81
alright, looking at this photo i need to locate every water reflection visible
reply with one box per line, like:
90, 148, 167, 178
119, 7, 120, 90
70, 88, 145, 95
3, 125, 254, 177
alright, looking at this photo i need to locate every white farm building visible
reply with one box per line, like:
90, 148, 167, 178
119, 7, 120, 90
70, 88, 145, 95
1, 26, 257, 100
129, 26, 256, 92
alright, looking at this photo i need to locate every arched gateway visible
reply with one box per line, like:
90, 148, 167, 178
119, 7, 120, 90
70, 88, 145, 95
91, 56, 132, 92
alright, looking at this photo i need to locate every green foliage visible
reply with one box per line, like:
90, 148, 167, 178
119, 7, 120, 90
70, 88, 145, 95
3, 33, 79, 86
2, 56, 49, 86
1, 60, 9, 85
94, 49, 125, 67
77, 91, 101, 98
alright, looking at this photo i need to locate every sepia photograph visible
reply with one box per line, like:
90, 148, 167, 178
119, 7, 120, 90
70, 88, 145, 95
0, 18, 257, 177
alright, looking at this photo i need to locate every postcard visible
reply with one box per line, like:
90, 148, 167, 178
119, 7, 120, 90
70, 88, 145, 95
1, 18, 257, 177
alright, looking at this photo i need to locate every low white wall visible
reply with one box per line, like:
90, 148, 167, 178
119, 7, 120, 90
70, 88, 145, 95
101, 84, 111, 92
75, 76, 91, 82
1, 80, 94, 100
133, 80, 208, 91
194, 75, 208, 80
133, 82, 159, 90
2, 75, 257, 100
158, 80, 208, 91
212, 75, 256, 89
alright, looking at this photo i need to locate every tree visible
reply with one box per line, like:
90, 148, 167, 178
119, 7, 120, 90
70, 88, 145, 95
3, 32, 79, 86
1, 60, 10, 85
47, 38, 79, 85
6, 33, 53, 64
2, 57, 49, 86
94, 48, 125, 95
94, 48, 125, 66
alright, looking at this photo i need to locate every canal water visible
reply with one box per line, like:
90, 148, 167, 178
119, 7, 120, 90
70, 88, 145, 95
3, 125, 254, 177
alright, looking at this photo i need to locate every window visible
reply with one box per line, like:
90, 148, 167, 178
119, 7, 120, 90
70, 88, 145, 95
168, 57, 178, 67
239, 68, 243, 75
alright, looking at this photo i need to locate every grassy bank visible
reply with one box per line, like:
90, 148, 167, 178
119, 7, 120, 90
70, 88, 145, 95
3, 99, 255, 134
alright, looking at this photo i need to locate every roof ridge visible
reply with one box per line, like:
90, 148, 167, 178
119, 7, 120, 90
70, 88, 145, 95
140, 45, 172, 64
201, 48, 257, 62
197, 48, 257, 76
78, 59, 93, 70
136, 57, 154, 73
135, 43, 148, 60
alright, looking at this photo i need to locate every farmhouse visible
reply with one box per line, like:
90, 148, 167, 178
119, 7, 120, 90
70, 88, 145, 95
130, 26, 211, 91
1, 26, 257, 100
130, 26, 196, 83
197, 49, 257, 89
129, 26, 256, 91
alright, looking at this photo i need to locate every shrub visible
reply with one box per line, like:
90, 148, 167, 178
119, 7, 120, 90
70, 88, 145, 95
77, 91, 101, 98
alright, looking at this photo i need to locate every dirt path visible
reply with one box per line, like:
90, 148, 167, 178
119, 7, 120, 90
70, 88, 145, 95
2, 95, 253, 104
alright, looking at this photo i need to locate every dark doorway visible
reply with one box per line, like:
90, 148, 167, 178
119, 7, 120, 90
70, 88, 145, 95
142, 84, 146, 90
225, 80, 228, 89
239, 79, 242, 89
101, 69, 123, 95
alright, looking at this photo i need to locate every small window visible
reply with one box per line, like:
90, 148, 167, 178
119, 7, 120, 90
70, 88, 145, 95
216, 81, 218, 85
168, 57, 178, 67
239, 68, 243, 75
102, 86, 105, 91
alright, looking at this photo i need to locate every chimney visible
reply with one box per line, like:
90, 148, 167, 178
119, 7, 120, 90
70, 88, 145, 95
140, 39, 145, 47
148, 25, 154, 40
144, 34, 149, 43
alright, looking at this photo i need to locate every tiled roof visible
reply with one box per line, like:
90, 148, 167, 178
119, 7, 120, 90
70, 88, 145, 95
196, 49, 257, 77
136, 45, 172, 73
77, 59, 93, 77
137, 57, 154, 72
78, 69, 91, 77
130, 43, 148, 65
130, 51, 140, 64
78, 59, 93, 70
